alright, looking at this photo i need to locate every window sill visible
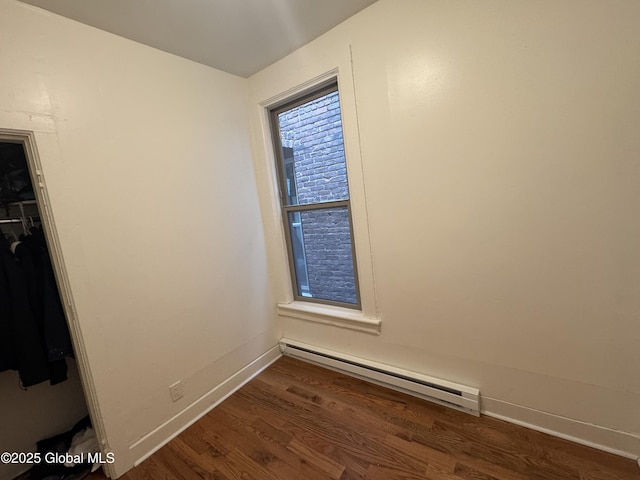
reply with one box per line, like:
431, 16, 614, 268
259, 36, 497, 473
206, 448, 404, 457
277, 301, 381, 335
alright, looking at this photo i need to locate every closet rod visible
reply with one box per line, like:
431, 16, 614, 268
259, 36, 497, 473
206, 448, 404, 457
0, 217, 39, 224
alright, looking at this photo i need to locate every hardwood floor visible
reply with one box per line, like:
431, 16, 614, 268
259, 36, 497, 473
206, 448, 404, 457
92, 357, 639, 480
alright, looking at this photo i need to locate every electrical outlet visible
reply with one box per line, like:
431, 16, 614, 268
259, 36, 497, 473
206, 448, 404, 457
169, 381, 184, 402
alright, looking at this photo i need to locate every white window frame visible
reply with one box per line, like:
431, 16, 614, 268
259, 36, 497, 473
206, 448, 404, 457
252, 61, 380, 334
269, 81, 361, 309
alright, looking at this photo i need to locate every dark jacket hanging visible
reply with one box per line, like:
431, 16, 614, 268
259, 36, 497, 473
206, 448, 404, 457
0, 237, 17, 371
0, 242, 51, 386
0, 232, 71, 387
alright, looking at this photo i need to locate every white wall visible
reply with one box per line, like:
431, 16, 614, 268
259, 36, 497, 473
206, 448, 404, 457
2, 0, 638, 475
0, 1, 279, 476
249, 0, 640, 456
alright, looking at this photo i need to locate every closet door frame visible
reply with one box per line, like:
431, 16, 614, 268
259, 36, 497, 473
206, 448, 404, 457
0, 128, 115, 479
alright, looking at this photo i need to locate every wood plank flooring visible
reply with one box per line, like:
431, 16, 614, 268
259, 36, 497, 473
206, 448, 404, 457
90, 357, 639, 480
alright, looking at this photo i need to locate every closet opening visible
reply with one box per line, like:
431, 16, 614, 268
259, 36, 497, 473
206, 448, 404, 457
0, 131, 110, 480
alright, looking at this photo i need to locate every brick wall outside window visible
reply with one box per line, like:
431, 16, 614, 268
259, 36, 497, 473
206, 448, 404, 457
279, 92, 356, 304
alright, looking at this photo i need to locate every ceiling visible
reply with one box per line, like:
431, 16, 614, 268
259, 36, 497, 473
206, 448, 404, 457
19, 0, 378, 77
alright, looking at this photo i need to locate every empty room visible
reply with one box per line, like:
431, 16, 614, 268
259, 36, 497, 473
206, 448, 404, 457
0, 1, 638, 479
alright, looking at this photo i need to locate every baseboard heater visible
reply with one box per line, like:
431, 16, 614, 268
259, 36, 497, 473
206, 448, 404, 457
279, 339, 480, 416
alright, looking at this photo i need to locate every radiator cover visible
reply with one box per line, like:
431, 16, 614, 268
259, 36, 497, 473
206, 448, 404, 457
279, 339, 480, 416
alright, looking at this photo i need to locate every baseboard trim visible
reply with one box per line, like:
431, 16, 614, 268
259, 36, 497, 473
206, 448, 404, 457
128, 345, 282, 467
119, 343, 640, 471
482, 397, 640, 460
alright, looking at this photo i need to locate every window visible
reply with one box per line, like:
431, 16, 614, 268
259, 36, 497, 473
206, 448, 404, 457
270, 81, 360, 308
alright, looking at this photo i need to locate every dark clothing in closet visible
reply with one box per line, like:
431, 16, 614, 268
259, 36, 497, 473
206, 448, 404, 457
0, 231, 71, 387
0, 242, 50, 386
43, 250, 73, 362
0, 236, 17, 371
21, 233, 73, 360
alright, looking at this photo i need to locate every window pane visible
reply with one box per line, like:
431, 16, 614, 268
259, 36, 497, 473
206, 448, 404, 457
278, 90, 349, 206
287, 206, 357, 305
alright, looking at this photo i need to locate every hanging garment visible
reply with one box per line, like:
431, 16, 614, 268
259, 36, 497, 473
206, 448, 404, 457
21, 232, 73, 362
0, 236, 17, 371
0, 240, 51, 386
0, 230, 72, 387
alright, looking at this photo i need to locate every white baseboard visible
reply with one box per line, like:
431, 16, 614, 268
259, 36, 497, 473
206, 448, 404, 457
482, 397, 640, 460
117, 343, 639, 474
128, 345, 282, 467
